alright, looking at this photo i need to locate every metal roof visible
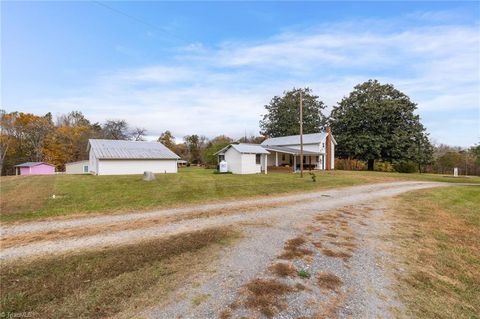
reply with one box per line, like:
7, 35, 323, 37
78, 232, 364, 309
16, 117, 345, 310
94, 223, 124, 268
88, 139, 180, 160
262, 145, 321, 155
14, 162, 55, 167
216, 143, 270, 155
261, 132, 327, 146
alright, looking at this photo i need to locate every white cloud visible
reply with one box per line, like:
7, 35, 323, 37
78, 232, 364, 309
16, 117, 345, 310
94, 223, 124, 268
30, 15, 480, 146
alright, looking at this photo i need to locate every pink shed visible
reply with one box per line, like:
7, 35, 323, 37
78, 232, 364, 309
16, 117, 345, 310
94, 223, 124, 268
15, 162, 55, 175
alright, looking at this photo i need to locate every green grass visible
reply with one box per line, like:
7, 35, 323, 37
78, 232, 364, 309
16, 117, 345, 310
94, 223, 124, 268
392, 186, 480, 319
0, 227, 238, 318
297, 269, 311, 278
1, 167, 479, 222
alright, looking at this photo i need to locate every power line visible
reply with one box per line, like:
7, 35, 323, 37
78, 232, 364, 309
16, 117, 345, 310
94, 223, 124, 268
92, 1, 188, 44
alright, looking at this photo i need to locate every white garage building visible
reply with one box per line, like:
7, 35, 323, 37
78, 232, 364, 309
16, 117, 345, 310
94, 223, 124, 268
215, 143, 270, 174
87, 139, 179, 175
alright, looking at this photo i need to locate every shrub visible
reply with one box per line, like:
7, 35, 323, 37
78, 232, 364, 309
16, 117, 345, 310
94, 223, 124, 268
394, 161, 418, 173
335, 159, 366, 171
374, 161, 394, 172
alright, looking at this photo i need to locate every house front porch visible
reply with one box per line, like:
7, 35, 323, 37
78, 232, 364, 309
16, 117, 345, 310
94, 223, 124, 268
263, 146, 326, 172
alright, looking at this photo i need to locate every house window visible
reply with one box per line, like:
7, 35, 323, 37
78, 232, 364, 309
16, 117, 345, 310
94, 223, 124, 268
218, 155, 225, 161
256, 154, 261, 164
83, 165, 88, 173
282, 154, 285, 161
322, 142, 325, 149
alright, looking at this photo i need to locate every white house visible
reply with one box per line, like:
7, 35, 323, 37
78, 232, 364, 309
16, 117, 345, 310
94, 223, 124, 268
215, 143, 270, 174
87, 139, 180, 175
261, 128, 336, 171
65, 160, 89, 174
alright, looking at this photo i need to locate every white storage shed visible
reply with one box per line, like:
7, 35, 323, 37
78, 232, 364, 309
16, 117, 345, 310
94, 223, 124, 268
215, 143, 270, 174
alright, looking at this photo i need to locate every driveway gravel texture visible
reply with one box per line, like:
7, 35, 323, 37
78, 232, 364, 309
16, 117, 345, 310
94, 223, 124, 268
1, 181, 448, 318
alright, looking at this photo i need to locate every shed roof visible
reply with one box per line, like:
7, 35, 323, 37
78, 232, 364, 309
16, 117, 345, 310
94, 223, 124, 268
14, 162, 54, 167
216, 143, 270, 155
88, 139, 180, 160
261, 132, 328, 146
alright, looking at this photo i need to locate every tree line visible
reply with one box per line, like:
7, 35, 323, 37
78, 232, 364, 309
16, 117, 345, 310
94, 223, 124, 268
0, 111, 149, 175
1, 79, 478, 175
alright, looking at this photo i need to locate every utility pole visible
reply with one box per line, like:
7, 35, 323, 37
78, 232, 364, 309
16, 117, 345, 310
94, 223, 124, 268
299, 90, 304, 178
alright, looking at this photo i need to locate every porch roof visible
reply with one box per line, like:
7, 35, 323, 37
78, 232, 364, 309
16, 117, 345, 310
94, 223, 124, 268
262, 145, 321, 156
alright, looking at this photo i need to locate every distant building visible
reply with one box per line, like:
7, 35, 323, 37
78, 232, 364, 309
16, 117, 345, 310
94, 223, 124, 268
65, 160, 89, 174
87, 139, 180, 175
14, 162, 55, 176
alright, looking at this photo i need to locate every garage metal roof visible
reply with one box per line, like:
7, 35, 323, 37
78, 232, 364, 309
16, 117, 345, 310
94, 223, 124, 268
88, 139, 180, 160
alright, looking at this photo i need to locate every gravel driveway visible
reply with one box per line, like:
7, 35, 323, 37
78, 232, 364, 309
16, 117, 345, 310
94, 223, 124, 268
1, 181, 448, 318
1, 181, 443, 261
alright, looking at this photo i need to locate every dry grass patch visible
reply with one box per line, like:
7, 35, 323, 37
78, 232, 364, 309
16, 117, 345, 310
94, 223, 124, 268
219, 308, 232, 319
317, 272, 343, 291
324, 233, 338, 238
244, 278, 294, 317
321, 248, 352, 259
0, 227, 238, 318
270, 262, 297, 277
329, 241, 357, 254
390, 186, 480, 319
278, 237, 313, 260
313, 241, 323, 249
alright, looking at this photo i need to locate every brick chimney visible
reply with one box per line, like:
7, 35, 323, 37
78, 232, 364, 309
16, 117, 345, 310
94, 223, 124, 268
325, 127, 332, 170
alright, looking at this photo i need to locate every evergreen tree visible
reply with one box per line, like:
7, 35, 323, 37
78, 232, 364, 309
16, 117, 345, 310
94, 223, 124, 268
260, 88, 326, 137
330, 80, 432, 171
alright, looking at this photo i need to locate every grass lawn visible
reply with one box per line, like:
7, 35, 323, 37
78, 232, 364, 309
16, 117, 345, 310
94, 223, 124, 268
391, 186, 480, 318
0, 226, 239, 318
1, 167, 479, 223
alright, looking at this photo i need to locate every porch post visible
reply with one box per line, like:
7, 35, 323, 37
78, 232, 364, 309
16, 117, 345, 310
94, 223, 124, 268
293, 155, 296, 172
275, 152, 278, 166
265, 154, 268, 174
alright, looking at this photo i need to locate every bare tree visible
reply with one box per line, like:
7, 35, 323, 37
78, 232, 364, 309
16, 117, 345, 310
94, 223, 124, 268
101, 120, 130, 140
131, 127, 147, 141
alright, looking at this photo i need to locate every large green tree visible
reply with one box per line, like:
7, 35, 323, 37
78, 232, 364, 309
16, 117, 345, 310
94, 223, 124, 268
329, 80, 432, 171
260, 88, 326, 137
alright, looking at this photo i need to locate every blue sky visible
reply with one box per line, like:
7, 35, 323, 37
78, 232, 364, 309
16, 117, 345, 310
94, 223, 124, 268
1, 1, 479, 146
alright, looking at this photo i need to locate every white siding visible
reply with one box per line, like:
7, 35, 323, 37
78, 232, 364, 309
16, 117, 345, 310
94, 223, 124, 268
241, 154, 261, 174
97, 159, 177, 175
89, 151, 98, 175
65, 161, 89, 174
223, 148, 262, 174
224, 148, 242, 174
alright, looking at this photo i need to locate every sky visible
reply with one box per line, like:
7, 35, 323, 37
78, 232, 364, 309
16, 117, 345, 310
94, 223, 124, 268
1, 1, 479, 146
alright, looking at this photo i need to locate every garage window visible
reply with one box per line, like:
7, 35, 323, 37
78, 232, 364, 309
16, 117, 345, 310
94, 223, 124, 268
256, 154, 261, 164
